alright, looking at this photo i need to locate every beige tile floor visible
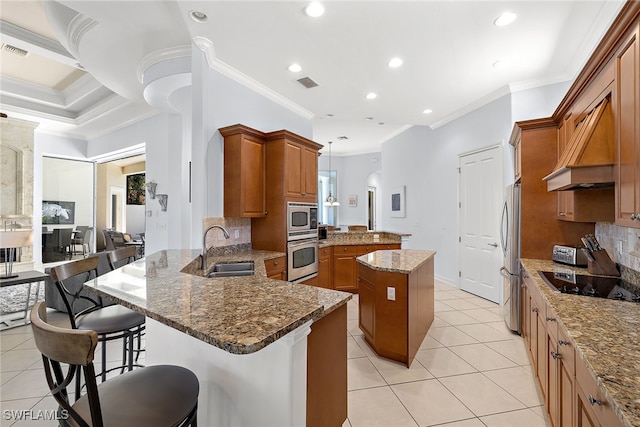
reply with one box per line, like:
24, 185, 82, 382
1, 280, 548, 427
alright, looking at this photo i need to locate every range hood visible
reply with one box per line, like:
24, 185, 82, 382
543, 98, 615, 191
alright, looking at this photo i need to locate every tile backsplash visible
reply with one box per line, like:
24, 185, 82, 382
595, 222, 640, 273
203, 217, 251, 248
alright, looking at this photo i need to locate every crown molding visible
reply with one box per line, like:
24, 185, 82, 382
193, 36, 314, 120
67, 13, 97, 59
136, 45, 192, 84
0, 19, 77, 67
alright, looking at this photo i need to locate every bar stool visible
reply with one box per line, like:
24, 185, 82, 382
30, 302, 198, 427
49, 257, 145, 388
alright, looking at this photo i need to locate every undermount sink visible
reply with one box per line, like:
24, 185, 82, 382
207, 261, 255, 278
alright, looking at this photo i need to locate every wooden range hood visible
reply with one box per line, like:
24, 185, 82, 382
543, 97, 615, 191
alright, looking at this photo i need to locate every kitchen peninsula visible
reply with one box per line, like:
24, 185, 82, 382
82, 249, 352, 427
357, 249, 435, 367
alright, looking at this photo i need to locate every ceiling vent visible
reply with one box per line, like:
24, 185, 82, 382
2, 43, 28, 57
297, 76, 319, 89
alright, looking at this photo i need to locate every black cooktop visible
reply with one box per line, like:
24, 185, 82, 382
537, 270, 640, 302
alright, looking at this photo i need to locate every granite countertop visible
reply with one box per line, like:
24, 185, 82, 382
82, 249, 352, 355
319, 230, 407, 248
520, 259, 640, 427
356, 249, 436, 274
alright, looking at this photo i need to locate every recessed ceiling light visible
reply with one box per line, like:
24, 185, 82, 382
422, 109, 433, 115
494, 11, 517, 27
189, 10, 208, 23
305, 2, 325, 17
492, 58, 510, 69
388, 57, 403, 68
365, 92, 377, 100
288, 63, 302, 72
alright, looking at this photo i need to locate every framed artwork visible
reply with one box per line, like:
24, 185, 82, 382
42, 201, 75, 224
127, 173, 146, 205
390, 186, 405, 217
348, 195, 358, 207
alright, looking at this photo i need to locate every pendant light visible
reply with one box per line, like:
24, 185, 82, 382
324, 141, 340, 206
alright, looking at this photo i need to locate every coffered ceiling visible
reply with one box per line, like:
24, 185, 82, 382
0, 1, 626, 156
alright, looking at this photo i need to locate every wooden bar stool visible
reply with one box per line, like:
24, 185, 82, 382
30, 302, 198, 427
50, 257, 145, 387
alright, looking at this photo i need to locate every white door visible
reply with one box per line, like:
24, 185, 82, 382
459, 145, 503, 303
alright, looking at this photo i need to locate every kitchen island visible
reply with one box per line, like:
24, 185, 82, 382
356, 249, 435, 367
82, 249, 352, 427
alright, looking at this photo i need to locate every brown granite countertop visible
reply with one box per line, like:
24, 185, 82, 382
521, 259, 640, 427
356, 249, 436, 274
82, 249, 351, 355
319, 230, 407, 248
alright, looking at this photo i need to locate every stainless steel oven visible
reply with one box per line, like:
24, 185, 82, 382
287, 237, 318, 283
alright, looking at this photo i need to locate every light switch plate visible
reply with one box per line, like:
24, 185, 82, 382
387, 287, 396, 301
234, 229, 240, 239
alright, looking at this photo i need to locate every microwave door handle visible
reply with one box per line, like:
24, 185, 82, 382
289, 239, 316, 248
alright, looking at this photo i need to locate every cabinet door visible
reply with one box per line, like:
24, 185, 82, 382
615, 27, 640, 228
223, 133, 266, 218
358, 273, 375, 341
301, 146, 318, 199
514, 138, 522, 182
333, 246, 357, 292
318, 247, 333, 289
557, 326, 575, 427
285, 142, 303, 198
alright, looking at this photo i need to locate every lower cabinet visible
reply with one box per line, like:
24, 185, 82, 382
265, 256, 286, 281
317, 246, 333, 289
333, 246, 358, 292
521, 265, 623, 427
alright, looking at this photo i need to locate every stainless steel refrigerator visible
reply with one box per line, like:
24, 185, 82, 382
500, 183, 521, 334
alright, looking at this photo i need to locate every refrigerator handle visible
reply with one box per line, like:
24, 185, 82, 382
500, 199, 508, 253
500, 266, 513, 279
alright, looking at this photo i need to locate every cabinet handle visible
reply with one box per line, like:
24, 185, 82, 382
532, 307, 538, 313
558, 340, 569, 346
636, 214, 640, 221
588, 395, 602, 406
559, 212, 566, 217
274, 261, 278, 265
546, 316, 556, 322
631, 214, 637, 220
551, 351, 561, 360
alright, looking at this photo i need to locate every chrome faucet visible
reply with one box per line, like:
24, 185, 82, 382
202, 225, 230, 271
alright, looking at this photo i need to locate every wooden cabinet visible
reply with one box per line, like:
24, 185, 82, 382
576, 353, 623, 427
265, 131, 321, 203
220, 125, 266, 218
521, 263, 624, 427
265, 256, 286, 280
317, 246, 333, 289
333, 245, 358, 292
307, 304, 347, 427
250, 127, 322, 253
510, 122, 595, 259
283, 141, 318, 200
514, 137, 522, 182
615, 24, 640, 228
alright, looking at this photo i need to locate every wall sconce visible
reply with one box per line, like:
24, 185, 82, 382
146, 181, 157, 199
157, 194, 168, 211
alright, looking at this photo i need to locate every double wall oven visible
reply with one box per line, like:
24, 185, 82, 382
286, 202, 318, 283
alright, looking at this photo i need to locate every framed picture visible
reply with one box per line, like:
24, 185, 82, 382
390, 186, 405, 217
42, 201, 75, 224
348, 195, 358, 207
127, 173, 146, 205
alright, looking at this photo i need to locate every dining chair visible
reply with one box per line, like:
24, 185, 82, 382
107, 246, 138, 271
30, 302, 199, 427
49, 257, 145, 389
71, 226, 90, 256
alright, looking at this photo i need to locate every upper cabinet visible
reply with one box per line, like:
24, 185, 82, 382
614, 23, 640, 228
266, 131, 321, 202
220, 124, 267, 218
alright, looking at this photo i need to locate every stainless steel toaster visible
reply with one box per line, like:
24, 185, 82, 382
552, 245, 588, 267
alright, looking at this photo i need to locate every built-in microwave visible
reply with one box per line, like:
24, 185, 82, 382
287, 202, 318, 241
